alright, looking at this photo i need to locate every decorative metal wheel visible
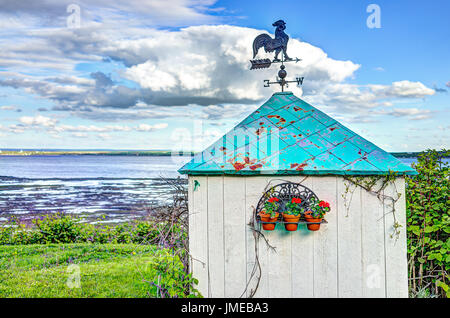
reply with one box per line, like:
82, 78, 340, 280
255, 182, 319, 221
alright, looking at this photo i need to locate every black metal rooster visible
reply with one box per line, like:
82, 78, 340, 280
252, 20, 292, 62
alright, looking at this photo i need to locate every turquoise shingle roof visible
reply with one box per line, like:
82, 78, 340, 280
179, 92, 417, 176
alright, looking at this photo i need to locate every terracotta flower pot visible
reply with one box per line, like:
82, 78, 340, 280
304, 212, 322, 231
282, 214, 301, 231
259, 212, 279, 231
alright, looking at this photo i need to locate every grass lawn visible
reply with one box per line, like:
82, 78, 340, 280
0, 244, 165, 297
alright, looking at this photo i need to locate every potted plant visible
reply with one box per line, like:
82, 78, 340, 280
259, 197, 280, 231
304, 197, 330, 231
283, 197, 302, 231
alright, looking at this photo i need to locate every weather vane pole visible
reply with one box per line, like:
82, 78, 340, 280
250, 20, 304, 92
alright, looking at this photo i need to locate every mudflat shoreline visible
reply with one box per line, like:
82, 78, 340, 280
0, 176, 187, 225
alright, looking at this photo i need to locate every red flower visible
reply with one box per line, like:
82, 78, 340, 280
319, 201, 330, 208
291, 197, 302, 204
268, 197, 279, 203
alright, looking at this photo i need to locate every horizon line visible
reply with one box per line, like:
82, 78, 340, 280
0, 148, 432, 154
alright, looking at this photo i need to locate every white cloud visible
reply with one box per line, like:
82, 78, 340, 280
19, 115, 58, 127
8, 124, 26, 133
122, 25, 361, 104
51, 124, 131, 133
11, 117, 168, 135
72, 132, 88, 138
0, 0, 442, 151
136, 123, 168, 131
201, 103, 257, 120
303, 80, 435, 122
370, 81, 435, 99
1, 105, 17, 110
0, 19, 436, 125
73, 107, 189, 121
390, 108, 423, 116
376, 108, 433, 121
3, 21, 437, 126
0, 0, 220, 27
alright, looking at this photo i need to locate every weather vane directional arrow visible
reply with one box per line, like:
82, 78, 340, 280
250, 57, 301, 70
249, 20, 304, 92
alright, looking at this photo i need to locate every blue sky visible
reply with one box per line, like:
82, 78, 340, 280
0, 0, 448, 152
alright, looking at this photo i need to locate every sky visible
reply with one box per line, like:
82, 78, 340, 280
0, 0, 448, 152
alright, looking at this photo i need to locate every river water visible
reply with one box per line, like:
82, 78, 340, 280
0, 155, 191, 224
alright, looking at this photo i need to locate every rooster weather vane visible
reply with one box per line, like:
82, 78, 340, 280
250, 20, 304, 92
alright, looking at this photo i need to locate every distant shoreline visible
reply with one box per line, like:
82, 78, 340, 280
0, 150, 195, 157
390, 151, 449, 158
0, 150, 447, 158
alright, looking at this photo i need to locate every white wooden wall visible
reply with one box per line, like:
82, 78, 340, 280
188, 175, 408, 298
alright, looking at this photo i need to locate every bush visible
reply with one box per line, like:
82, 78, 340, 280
132, 222, 160, 244
0, 214, 165, 246
150, 249, 201, 298
406, 149, 450, 298
0, 225, 14, 245
34, 213, 81, 243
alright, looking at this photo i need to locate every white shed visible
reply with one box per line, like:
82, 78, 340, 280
179, 91, 417, 298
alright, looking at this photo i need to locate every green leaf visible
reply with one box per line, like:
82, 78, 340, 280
424, 226, 434, 233
437, 281, 449, 292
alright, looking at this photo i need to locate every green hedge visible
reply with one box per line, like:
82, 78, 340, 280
0, 213, 181, 245
406, 149, 449, 298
